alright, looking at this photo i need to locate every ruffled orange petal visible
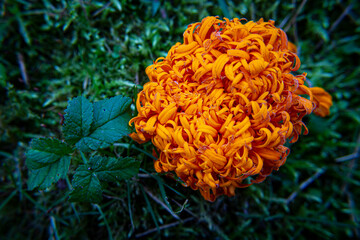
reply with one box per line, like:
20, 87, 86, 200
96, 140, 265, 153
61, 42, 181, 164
129, 16, 332, 201
310, 87, 333, 117
288, 41, 297, 53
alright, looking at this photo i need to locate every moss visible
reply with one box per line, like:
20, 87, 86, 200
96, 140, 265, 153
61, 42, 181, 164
1, 0, 359, 239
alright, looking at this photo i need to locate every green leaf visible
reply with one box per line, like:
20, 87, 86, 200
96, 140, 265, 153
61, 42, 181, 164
92, 95, 131, 129
89, 156, 140, 182
76, 96, 132, 152
26, 138, 73, 190
69, 155, 140, 203
69, 165, 103, 203
63, 96, 93, 145
63, 95, 132, 152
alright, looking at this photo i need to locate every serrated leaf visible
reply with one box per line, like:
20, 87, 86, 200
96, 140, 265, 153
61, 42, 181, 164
28, 158, 71, 190
26, 138, 73, 190
63, 96, 93, 145
75, 111, 131, 152
69, 165, 102, 203
69, 155, 140, 203
67, 95, 132, 152
89, 155, 140, 182
92, 95, 131, 129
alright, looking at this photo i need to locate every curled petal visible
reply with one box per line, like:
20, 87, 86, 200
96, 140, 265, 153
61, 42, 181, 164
129, 16, 332, 201
310, 87, 333, 117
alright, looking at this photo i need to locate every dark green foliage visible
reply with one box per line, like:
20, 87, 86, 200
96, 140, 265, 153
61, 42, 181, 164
1, 0, 359, 239
63, 96, 93, 145
70, 163, 103, 203
26, 138, 72, 190
25, 94, 136, 196
63, 95, 132, 152
69, 156, 140, 203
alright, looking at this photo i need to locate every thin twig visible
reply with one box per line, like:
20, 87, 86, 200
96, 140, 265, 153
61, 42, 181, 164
315, 4, 353, 50
172, 199, 197, 217
340, 133, 360, 236
336, 130, 360, 162
135, 217, 194, 238
292, 18, 300, 54
92, 2, 112, 17
347, 191, 360, 237
137, 173, 152, 178
103, 194, 123, 201
341, 133, 360, 193
79, 0, 89, 21
279, 14, 291, 29
286, 168, 326, 204
143, 187, 180, 220
335, 152, 359, 162
284, 0, 308, 32
17, 52, 29, 87
329, 4, 353, 34
340, 3, 358, 24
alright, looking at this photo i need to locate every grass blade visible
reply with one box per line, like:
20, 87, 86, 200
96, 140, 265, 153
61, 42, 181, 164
140, 184, 160, 233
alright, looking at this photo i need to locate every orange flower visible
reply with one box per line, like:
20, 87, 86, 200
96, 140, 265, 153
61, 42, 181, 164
288, 41, 297, 53
129, 17, 332, 201
310, 87, 333, 117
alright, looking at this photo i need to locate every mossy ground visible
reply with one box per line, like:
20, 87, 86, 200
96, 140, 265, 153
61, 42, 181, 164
1, 0, 359, 239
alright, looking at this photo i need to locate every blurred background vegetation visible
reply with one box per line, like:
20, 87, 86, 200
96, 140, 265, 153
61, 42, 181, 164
1, 0, 359, 239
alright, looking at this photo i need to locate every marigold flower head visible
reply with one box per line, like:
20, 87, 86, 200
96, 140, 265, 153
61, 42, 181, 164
129, 16, 332, 201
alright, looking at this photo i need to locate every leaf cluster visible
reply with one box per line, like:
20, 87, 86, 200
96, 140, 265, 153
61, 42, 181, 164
25, 95, 140, 203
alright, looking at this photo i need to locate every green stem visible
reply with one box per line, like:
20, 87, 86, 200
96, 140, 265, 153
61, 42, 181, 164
79, 150, 88, 164
93, 204, 113, 240
50, 216, 60, 240
65, 175, 72, 190
0, 190, 18, 211
127, 181, 135, 238
114, 143, 157, 160
66, 175, 80, 223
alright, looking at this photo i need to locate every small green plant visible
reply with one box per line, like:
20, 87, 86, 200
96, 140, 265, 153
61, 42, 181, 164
25, 95, 140, 203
